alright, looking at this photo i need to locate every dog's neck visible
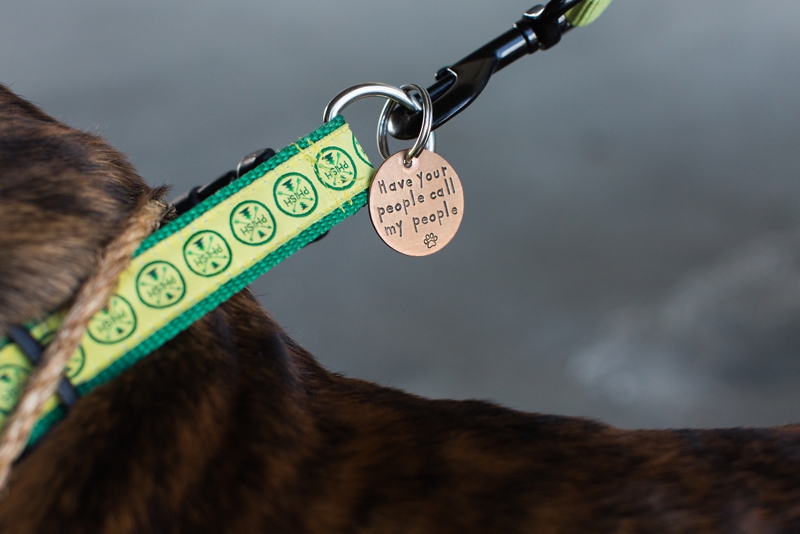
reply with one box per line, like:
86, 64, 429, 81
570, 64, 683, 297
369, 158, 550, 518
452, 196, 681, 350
0, 85, 165, 334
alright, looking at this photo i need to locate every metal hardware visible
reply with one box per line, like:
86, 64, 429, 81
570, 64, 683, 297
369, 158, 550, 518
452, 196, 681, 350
323, 81, 436, 159
386, 0, 581, 140
236, 148, 276, 179
376, 84, 434, 163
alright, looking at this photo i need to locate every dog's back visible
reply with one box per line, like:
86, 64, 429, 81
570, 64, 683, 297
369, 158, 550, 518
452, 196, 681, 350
1, 85, 800, 533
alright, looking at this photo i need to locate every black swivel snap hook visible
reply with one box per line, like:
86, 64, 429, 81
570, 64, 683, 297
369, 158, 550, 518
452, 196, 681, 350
386, 0, 582, 141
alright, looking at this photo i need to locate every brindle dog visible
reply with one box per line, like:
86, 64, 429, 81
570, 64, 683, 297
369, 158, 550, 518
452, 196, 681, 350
0, 84, 799, 533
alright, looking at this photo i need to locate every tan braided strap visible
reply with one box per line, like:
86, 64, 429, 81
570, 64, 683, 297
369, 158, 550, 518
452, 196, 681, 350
0, 200, 166, 492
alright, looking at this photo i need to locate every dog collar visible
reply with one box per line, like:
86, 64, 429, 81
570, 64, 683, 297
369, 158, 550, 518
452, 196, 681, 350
0, 115, 374, 444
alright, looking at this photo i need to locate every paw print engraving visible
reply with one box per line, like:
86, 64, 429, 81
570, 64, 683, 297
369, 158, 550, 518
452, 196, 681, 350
424, 233, 438, 249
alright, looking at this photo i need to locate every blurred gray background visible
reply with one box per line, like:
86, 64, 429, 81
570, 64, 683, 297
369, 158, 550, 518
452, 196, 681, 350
2, 0, 798, 428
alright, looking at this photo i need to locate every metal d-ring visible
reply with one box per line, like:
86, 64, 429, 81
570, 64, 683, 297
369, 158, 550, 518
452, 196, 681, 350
323, 82, 435, 162
377, 84, 434, 164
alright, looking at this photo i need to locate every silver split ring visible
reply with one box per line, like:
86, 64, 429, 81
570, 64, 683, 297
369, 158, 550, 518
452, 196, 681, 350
323, 82, 435, 163
376, 84, 434, 163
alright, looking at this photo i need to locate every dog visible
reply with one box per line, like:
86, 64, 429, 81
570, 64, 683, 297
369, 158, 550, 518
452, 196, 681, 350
1, 84, 799, 533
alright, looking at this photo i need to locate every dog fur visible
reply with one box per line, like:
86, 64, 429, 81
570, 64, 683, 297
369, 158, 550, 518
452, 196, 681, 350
1, 85, 800, 533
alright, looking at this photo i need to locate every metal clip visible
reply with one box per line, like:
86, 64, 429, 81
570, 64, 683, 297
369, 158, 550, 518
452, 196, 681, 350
386, 0, 582, 140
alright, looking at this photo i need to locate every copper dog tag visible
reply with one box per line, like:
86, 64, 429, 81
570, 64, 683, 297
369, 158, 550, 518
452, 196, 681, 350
368, 150, 464, 256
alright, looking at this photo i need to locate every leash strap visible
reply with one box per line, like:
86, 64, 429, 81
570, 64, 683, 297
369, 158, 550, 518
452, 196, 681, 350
565, 0, 613, 27
0, 115, 374, 444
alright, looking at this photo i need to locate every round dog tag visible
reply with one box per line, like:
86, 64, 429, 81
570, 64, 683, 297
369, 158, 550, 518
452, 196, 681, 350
368, 149, 464, 256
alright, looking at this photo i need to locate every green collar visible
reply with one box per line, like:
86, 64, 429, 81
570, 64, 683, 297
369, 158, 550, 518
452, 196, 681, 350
0, 115, 374, 444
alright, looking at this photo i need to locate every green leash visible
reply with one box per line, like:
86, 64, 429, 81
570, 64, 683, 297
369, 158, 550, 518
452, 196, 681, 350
0, 115, 374, 444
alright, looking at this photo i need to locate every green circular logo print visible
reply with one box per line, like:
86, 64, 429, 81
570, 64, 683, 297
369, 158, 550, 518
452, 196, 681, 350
87, 295, 137, 344
64, 349, 86, 380
183, 230, 232, 277
0, 365, 31, 414
41, 331, 86, 380
352, 133, 373, 168
230, 201, 277, 246
273, 172, 318, 217
314, 146, 357, 190
136, 261, 186, 308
